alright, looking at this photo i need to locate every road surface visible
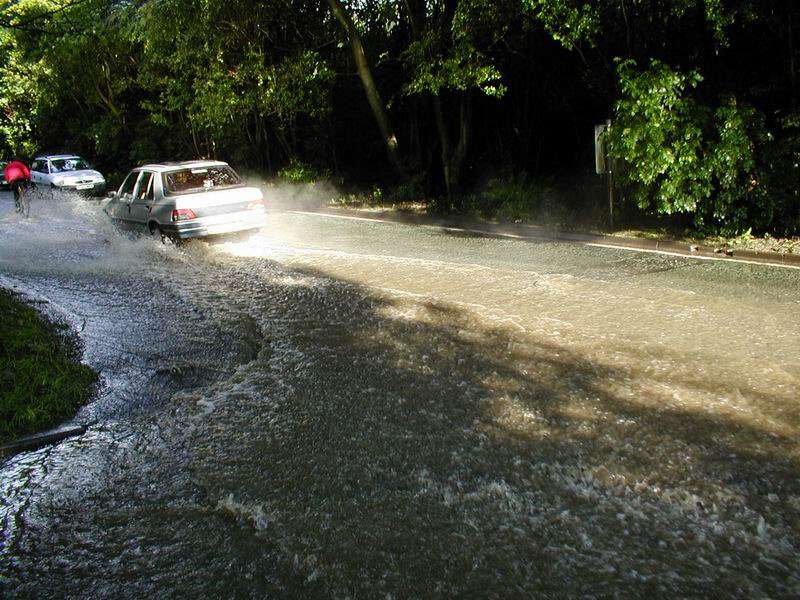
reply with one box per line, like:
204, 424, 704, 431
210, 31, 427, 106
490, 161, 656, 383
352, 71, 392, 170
1, 191, 799, 597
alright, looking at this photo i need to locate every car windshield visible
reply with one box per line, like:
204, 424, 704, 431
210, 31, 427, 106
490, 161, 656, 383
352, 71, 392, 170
162, 165, 243, 195
50, 158, 91, 172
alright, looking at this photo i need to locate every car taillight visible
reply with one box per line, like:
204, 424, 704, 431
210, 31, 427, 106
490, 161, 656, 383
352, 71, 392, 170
248, 199, 264, 210
171, 208, 197, 222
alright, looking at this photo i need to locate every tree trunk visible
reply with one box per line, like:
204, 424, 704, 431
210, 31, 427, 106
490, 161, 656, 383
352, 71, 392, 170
790, 11, 797, 112
435, 92, 472, 200
327, 0, 405, 178
328, 114, 339, 175
257, 115, 272, 173
432, 95, 453, 197
451, 92, 471, 191
404, 0, 470, 199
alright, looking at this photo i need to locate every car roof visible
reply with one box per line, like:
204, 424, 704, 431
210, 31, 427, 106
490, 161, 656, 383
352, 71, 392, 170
34, 154, 82, 160
136, 160, 229, 174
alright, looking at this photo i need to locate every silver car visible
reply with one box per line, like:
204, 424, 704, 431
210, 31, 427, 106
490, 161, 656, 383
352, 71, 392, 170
104, 160, 266, 239
30, 154, 106, 195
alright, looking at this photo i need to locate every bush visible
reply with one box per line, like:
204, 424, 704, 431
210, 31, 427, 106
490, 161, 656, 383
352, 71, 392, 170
608, 60, 711, 218
759, 115, 800, 235
459, 174, 563, 223
607, 59, 784, 235
277, 160, 328, 184
387, 177, 425, 203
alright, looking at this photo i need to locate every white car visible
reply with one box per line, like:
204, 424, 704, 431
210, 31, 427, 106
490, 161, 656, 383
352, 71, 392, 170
30, 154, 107, 195
104, 160, 266, 239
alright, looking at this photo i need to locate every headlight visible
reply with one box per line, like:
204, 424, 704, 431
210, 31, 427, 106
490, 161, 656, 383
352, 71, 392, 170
52, 177, 65, 186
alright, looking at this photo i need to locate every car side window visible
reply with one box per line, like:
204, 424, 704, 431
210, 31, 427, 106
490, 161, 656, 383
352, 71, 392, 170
119, 172, 138, 198
31, 161, 42, 172
136, 173, 154, 201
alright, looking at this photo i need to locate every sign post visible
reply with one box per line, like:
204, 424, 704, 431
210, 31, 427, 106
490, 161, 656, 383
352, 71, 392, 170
595, 120, 614, 227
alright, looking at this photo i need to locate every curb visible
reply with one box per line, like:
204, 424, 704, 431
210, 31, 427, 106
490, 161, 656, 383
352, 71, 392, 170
300, 207, 800, 269
0, 424, 87, 458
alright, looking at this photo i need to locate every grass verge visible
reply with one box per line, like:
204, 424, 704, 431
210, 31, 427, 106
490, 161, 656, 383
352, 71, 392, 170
0, 288, 97, 444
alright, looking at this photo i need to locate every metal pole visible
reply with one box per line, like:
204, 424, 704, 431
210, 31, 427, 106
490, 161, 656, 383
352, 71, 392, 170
604, 119, 613, 228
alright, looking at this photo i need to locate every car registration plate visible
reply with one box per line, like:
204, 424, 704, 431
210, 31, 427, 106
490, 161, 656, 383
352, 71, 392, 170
76, 183, 94, 190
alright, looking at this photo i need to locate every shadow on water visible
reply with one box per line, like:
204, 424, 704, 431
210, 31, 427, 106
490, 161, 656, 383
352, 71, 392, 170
2, 246, 799, 597
182, 259, 799, 596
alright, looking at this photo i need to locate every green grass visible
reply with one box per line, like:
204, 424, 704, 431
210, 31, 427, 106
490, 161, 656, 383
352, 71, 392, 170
0, 288, 98, 444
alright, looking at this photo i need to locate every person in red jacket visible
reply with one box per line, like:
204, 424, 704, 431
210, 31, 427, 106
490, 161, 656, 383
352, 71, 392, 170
4, 159, 31, 211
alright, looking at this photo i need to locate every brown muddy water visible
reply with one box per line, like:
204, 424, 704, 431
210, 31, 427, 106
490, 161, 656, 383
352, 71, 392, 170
1, 193, 799, 597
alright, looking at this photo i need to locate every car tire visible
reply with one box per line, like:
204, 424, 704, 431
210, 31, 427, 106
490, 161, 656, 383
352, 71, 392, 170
148, 221, 176, 245
148, 221, 165, 243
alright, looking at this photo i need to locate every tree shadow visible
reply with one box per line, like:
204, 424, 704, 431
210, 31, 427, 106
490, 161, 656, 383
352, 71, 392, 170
183, 260, 799, 596
6, 251, 798, 597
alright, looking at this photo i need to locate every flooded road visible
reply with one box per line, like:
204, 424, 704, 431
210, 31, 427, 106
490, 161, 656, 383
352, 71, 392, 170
1, 192, 799, 597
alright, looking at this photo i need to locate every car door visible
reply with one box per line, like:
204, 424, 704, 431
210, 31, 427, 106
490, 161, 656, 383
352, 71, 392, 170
114, 170, 140, 221
129, 172, 154, 224
30, 160, 47, 185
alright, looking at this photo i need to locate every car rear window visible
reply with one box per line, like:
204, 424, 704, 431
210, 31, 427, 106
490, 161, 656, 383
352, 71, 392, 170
162, 165, 243, 196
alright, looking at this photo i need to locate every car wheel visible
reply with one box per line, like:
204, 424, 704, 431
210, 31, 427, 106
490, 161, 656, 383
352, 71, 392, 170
148, 221, 166, 243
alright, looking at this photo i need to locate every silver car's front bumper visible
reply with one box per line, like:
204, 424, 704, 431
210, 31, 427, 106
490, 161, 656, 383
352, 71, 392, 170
161, 210, 266, 239
54, 182, 107, 196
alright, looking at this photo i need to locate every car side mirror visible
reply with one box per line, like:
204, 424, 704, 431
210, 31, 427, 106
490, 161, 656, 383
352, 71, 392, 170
107, 191, 116, 199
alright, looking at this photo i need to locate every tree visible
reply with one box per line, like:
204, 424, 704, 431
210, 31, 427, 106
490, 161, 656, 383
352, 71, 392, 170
326, 0, 405, 178
606, 59, 770, 233
0, 28, 39, 157
1, 0, 798, 233
402, 0, 508, 199
138, 0, 335, 168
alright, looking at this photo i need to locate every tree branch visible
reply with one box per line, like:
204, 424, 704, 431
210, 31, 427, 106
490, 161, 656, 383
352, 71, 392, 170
0, 0, 99, 32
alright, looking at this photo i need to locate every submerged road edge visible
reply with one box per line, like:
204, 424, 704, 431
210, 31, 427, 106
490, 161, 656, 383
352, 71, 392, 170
0, 425, 88, 458
286, 207, 800, 270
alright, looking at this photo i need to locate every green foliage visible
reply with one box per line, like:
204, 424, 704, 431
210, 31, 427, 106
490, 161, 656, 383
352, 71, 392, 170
0, 0, 337, 169
456, 173, 565, 223
403, 32, 505, 98
181, 50, 334, 138
253, 51, 335, 122
523, 0, 600, 49
0, 289, 98, 443
608, 60, 712, 216
703, 0, 735, 43
607, 59, 775, 233
757, 114, 800, 234
138, 0, 335, 158
402, 0, 508, 98
0, 0, 797, 235
388, 177, 425, 202
0, 24, 41, 156
330, 178, 425, 207
525, 0, 741, 50
277, 160, 327, 184
705, 99, 765, 232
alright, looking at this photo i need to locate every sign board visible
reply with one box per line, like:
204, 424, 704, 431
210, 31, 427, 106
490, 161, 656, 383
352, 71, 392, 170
594, 121, 610, 174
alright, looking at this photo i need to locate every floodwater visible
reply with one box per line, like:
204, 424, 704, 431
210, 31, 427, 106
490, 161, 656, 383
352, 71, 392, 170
1, 192, 798, 597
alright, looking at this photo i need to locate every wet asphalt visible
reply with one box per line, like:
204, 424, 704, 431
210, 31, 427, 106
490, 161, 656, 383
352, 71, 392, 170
0, 191, 799, 597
